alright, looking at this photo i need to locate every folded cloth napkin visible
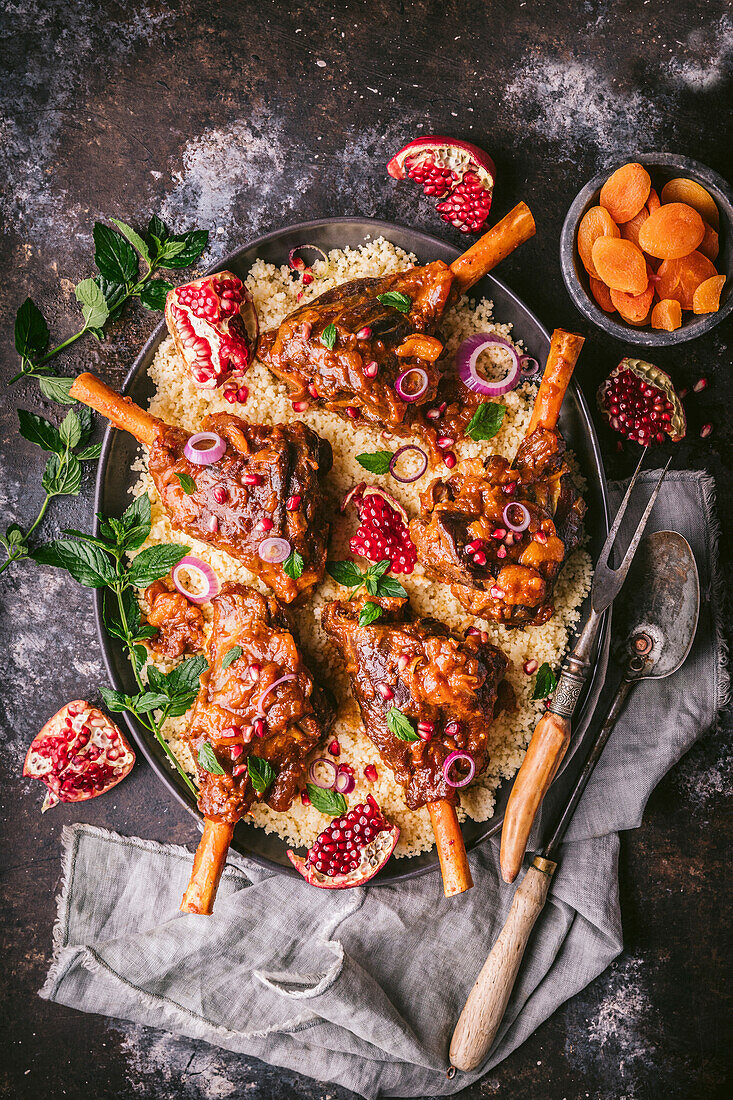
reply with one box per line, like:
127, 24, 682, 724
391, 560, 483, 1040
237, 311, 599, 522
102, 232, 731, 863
41, 472, 728, 1099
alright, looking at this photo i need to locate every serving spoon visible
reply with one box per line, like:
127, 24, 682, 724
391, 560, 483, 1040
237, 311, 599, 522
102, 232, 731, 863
449, 529, 700, 1072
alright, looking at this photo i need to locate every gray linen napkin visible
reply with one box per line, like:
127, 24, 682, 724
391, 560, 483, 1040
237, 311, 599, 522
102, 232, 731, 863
40, 472, 728, 1099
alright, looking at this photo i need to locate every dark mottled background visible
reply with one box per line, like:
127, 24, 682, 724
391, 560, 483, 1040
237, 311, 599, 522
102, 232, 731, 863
1, 2, 731, 1098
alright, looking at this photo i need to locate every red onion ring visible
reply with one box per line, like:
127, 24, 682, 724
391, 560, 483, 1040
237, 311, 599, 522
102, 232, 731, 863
389, 444, 428, 483
503, 502, 530, 533
171, 555, 220, 604
456, 333, 522, 396
308, 757, 338, 789
395, 367, 429, 402
334, 767, 356, 794
183, 432, 226, 465
443, 750, 476, 788
288, 244, 328, 271
519, 355, 540, 377
257, 537, 292, 564
256, 673, 298, 718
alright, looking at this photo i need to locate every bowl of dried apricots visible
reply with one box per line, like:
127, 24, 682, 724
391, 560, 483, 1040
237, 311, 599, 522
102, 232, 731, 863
561, 153, 732, 345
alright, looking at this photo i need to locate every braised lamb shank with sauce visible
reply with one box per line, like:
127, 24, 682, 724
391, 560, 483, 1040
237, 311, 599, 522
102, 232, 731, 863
70, 374, 332, 604
257, 204, 535, 440
323, 594, 511, 895
410, 330, 586, 626
181, 582, 334, 913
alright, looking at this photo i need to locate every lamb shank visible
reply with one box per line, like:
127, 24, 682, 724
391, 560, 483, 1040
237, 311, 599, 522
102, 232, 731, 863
323, 594, 511, 896
257, 203, 535, 443
69, 374, 333, 604
181, 582, 334, 914
409, 330, 586, 626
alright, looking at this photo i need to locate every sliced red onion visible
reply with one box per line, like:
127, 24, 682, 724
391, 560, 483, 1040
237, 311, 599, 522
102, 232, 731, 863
443, 750, 476, 789
519, 355, 540, 377
183, 432, 226, 465
258, 537, 291, 564
395, 367, 429, 403
334, 767, 356, 795
503, 502, 530, 533
389, 444, 428, 483
288, 244, 328, 271
171, 555, 220, 604
308, 757, 338, 789
456, 333, 522, 396
256, 674, 298, 717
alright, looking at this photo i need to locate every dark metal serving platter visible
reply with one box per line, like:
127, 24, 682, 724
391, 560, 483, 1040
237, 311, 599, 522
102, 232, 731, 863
94, 217, 610, 883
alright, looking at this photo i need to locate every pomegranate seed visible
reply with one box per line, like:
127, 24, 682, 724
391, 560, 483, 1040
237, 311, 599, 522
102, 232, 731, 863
300, 322, 312, 339
224, 390, 237, 404
346, 406, 360, 419
397, 653, 410, 673
356, 326, 372, 340
253, 719, 265, 738
248, 663, 261, 681
232, 763, 248, 777
466, 626, 480, 637
502, 481, 517, 494
437, 436, 454, 449
700, 423, 713, 438
534, 530, 548, 544
308, 383, 320, 399
490, 586, 505, 599
693, 378, 708, 393
286, 494, 302, 511
256, 517, 274, 532
301, 789, 311, 805
377, 683, 394, 700
426, 408, 440, 420
443, 451, 457, 469
473, 550, 487, 566
292, 400, 309, 412
444, 720, 461, 736
301, 270, 313, 285
207, 515, 219, 534
496, 545, 507, 558
243, 472, 262, 485
364, 360, 379, 378
213, 486, 227, 504
491, 527, 506, 539
523, 659, 539, 675
237, 386, 249, 403
364, 764, 378, 782
231, 744, 244, 758
328, 739, 341, 756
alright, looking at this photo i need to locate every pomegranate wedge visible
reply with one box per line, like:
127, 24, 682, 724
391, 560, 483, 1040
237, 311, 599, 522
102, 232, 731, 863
165, 271, 258, 390
598, 357, 686, 445
289, 794, 399, 888
23, 700, 135, 811
387, 136, 496, 233
346, 485, 416, 574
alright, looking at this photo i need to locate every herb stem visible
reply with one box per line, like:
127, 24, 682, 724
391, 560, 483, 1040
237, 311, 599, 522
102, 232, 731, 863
135, 707, 198, 797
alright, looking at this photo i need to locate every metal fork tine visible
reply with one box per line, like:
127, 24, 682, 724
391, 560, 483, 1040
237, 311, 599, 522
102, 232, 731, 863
595, 448, 648, 572
611, 456, 672, 583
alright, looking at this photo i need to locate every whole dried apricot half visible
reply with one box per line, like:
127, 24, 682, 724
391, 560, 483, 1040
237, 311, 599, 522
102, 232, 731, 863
589, 277, 615, 312
660, 178, 719, 230
638, 203, 705, 260
692, 275, 726, 314
577, 206, 620, 278
599, 163, 651, 223
610, 281, 655, 324
591, 237, 648, 295
619, 207, 650, 249
651, 299, 682, 331
698, 223, 719, 262
655, 251, 718, 310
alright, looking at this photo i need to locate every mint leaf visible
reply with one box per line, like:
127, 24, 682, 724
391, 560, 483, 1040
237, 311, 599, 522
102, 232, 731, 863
377, 291, 411, 313
126, 543, 190, 588
32, 538, 116, 587
376, 575, 408, 598
76, 442, 103, 461
465, 402, 506, 442
42, 453, 82, 496
156, 240, 187, 264
358, 601, 382, 626
133, 691, 170, 713
99, 686, 132, 713
198, 741, 225, 776
120, 494, 152, 550
248, 755, 276, 794
221, 644, 242, 670
139, 280, 174, 311
18, 410, 63, 454
166, 654, 208, 695
365, 559, 391, 580
321, 323, 337, 350
306, 784, 347, 816
356, 451, 393, 474
15, 298, 49, 360
59, 410, 82, 450
386, 707, 418, 742
532, 662, 558, 701
93, 222, 138, 285
109, 218, 151, 265
175, 471, 197, 495
147, 214, 170, 248
326, 560, 364, 587
103, 586, 142, 640
159, 229, 209, 268
283, 549, 304, 580
75, 278, 110, 331
96, 276, 128, 315
37, 376, 76, 405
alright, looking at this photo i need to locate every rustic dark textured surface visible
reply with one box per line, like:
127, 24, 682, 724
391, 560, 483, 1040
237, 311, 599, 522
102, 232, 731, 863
1, 2, 731, 1098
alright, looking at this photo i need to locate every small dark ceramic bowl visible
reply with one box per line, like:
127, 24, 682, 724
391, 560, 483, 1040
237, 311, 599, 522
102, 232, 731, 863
560, 152, 733, 346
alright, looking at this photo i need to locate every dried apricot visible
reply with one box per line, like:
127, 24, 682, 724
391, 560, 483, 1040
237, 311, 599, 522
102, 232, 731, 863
638, 203, 705, 259
577, 206, 620, 278
655, 252, 718, 310
599, 163, 651, 223
619, 207, 650, 249
660, 178, 719, 230
589, 277, 615, 312
591, 237, 648, 294
692, 275, 726, 314
651, 299, 682, 331
698, 222, 719, 262
646, 188, 661, 214
610, 281, 655, 324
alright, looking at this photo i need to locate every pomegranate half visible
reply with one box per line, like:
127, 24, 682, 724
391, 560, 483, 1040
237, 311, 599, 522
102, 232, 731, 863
597, 357, 686, 445
387, 136, 496, 233
288, 794, 399, 888
165, 271, 259, 391
23, 700, 135, 812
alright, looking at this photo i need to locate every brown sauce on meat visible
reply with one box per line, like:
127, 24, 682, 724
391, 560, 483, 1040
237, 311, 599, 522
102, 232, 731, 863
144, 579, 205, 658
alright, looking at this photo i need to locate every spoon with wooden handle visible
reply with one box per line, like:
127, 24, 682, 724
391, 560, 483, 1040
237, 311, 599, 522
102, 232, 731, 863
450, 526, 698, 1073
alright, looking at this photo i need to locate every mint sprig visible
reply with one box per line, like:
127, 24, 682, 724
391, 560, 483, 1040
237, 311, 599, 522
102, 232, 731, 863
326, 558, 407, 603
